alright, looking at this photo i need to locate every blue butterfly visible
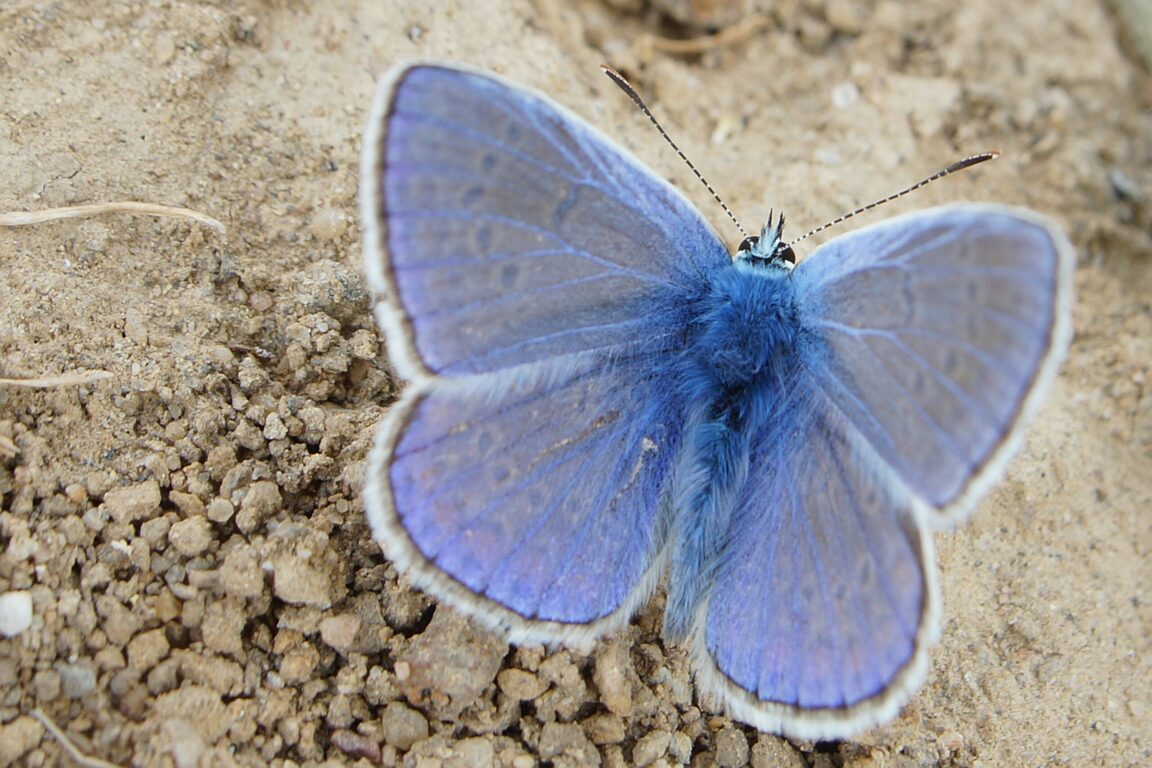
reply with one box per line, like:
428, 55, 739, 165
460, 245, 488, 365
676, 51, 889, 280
359, 62, 1074, 739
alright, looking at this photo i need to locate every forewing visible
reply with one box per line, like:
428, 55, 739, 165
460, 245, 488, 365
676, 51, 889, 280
793, 204, 1073, 520
694, 397, 937, 739
361, 63, 729, 379
364, 353, 682, 644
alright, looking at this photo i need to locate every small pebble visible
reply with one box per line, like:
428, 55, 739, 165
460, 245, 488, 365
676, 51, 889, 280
831, 81, 860, 109
153, 686, 230, 742
64, 483, 89, 505
751, 735, 807, 768
263, 412, 288, 440
237, 357, 269, 393
939, 728, 964, 752
280, 644, 320, 684
58, 662, 97, 698
124, 307, 149, 345
96, 595, 140, 646
237, 480, 282, 534
380, 701, 428, 750
715, 728, 749, 767
446, 737, 495, 767
826, 0, 867, 34
309, 207, 349, 240
249, 291, 274, 312
128, 627, 171, 671
169, 516, 213, 557
200, 600, 246, 655
0, 716, 45, 765
33, 669, 61, 700
207, 344, 236, 368
161, 717, 207, 768
206, 498, 235, 523
593, 641, 633, 716
270, 556, 332, 608
103, 480, 161, 524
332, 729, 381, 762
583, 712, 625, 745
669, 732, 693, 763
497, 668, 547, 701
539, 722, 600, 765
178, 651, 243, 694
632, 729, 671, 766
0, 591, 33, 637
218, 544, 264, 598
319, 613, 361, 652
147, 658, 181, 695
169, 490, 206, 517
82, 507, 110, 532
140, 516, 172, 548
395, 608, 506, 717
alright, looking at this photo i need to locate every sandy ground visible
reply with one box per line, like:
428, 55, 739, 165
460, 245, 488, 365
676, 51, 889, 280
1, 1, 1149, 766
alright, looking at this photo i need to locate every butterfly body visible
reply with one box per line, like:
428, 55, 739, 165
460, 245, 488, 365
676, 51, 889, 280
361, 62, 1074, 739
665, 259, 801, 640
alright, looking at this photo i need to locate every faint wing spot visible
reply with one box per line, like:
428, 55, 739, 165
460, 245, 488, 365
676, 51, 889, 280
462, 185, 484, 206
552, 184, 579, 230
475, 223, 493, 251
500, 262, 520, 289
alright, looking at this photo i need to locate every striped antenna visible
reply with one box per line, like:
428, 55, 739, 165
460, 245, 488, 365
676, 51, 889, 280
602, 65, 749, 240
787, 151, 1001, 248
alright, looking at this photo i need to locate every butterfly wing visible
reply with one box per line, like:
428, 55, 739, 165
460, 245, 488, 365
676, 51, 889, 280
361, 63, 728, 642
366, 355, 683, 644
692, 396, 936, 739
693, 205, 1072, 737
362, 63, 729, 379
792, 204, 1074, 522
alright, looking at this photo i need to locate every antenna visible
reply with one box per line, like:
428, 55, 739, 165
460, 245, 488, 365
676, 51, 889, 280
786, 151, 1001, 248
602, 65, 749, 240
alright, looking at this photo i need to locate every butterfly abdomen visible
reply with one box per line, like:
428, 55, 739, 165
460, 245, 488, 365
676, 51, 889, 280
663, 266, 803, 641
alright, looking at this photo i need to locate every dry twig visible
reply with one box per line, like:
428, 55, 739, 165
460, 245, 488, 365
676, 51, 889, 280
0, 201, 224, 234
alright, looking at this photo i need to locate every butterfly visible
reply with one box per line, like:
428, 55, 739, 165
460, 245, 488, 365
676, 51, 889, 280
359, 62, 1074, 739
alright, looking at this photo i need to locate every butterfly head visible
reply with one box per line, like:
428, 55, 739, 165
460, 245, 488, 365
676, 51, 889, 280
736, 211, 796, 270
